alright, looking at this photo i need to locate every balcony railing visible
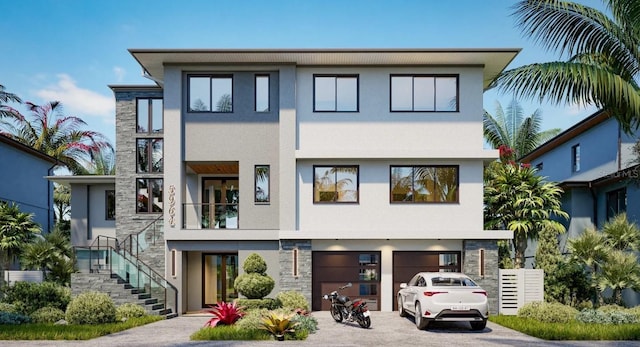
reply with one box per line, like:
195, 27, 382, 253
182, 203, 239, 229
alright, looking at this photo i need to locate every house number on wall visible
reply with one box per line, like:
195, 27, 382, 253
168, 185, 176, 227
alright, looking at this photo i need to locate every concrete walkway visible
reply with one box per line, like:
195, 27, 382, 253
1, 312, 638, 346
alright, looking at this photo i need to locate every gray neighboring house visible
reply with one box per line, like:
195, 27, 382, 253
521, 109, 640, 306
0, 134, 57, 237
66, 48, 516, 315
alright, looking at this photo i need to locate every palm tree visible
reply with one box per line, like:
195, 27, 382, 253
484, 162, 568, 268
0, 101, 112, 174
492, 0, 640, 133
20, 229, 75, 285
0, 201, 41, 271
596, 250, 640, 305
484, 99, 561, 158
601, 212, 640, 251
0, 84, 21, 118
53, 184, 71, 223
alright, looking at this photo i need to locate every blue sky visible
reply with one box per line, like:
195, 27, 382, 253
1, 0, 607, 145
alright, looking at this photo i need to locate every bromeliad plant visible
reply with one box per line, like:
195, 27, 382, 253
260, 311, 299, 341
203, 301, 245, 328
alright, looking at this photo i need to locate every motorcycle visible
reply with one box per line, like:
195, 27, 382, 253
323, 282, 371, 328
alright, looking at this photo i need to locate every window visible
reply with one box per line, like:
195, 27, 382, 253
137, 139, 163, 173
535, 162, 543, 171
105, 190, 115, 220
572, 144, 581, 172
313, 75, 358, 112
313, 165, 359, 203
390, 75, 458, 112
137, 98, 163, 133
255, 165, 270, 203
255, 75, 270, 112
390, 166, 458, 203
188, 75, 233, 112
606, 188, 626, 220
137, 178, 163, 213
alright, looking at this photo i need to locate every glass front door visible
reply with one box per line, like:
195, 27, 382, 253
203, 254, 238, 306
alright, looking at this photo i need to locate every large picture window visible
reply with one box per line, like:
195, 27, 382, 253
188, 75, 233, 112
137, 138, 163, 173
137, 178, 163, 213
314, 75, 358, 112
390, 75, 458, 112
137, 98, 163, 133
390, 165, 458, 203
313, 165, 359, 203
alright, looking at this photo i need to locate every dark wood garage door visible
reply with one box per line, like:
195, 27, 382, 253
392, 251, 461, 310
312, 251, 381, 311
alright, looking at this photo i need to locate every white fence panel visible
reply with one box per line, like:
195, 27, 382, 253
3, 270, 44, 286
499, 269, 544, 315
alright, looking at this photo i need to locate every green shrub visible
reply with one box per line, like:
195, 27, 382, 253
597, 304, 625, 313
191, 324, 270, 341
234, 253, 275, 299
0, 302, 17, 313
0, 281, 71, 315
236, 298, 280, 311
116, 303, 147, 320
517, 301, 578, 323
0, 312, 31, 325
276, 291, 309, 311
30, 307, 65, 323
627, 305, 640, 320
235, 308, 269, 330
65, 292, 116, 325
576, 309, 638, 324
292, 313, 318, 334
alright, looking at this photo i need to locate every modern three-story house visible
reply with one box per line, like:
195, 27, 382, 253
67, 48, 516, 315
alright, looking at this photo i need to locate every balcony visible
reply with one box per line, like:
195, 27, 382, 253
183, 203, 238, 229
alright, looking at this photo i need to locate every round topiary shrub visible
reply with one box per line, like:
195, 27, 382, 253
234, 253, 275, 299
65, 291, 116, 325
276, 291, 309, 311
517, 301, 578, 323
116, 303, 147, 320
30, 307, 65, 323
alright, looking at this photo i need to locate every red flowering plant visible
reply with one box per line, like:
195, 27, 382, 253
203, 301, 246, 327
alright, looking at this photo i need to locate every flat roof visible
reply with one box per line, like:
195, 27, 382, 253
46, 175, 115, 186
129, 48, 520, 89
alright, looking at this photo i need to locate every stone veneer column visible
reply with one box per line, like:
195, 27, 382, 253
279, 240, 312, 307
463, 239, 499, 314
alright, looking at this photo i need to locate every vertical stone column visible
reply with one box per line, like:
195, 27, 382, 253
279, 240, 312, 307
463, 239, 499, 314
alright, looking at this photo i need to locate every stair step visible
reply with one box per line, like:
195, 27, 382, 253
150, 303, 164, 311
166, 312, 179, 319
131, 288, 145, 294
138, 293, 151, 300
158, 308, 172, 315
123, 284, 133, 289
144, 298, 158, 305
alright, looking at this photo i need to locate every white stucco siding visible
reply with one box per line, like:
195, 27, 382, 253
296, 67, 485, 154
297, 159, 485, 238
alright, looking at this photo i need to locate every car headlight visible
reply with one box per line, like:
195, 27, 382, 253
323, 295, 329, 300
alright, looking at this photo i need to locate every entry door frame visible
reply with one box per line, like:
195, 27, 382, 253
201, 253, 238, 307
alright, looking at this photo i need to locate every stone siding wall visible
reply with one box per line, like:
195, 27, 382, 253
463, 239, 500, 314
279, 240, 312, 306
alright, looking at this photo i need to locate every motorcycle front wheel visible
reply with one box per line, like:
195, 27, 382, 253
330, 305, 343, 322
356, 313, 371, 328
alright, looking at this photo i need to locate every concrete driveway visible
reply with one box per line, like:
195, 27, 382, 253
1, 311, 637, 346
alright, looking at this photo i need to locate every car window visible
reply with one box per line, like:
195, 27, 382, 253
417, 276, 427, 287
408, 274, 419, 286
462, 278, 478, 287
431, 277, 463, 286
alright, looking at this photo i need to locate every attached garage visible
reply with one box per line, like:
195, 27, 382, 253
392, 251, 461, 310
312, 251, 381, 311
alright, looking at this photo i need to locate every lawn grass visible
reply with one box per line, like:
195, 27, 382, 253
0, 316, 163, 340
490, 315, 640, 340
191, 325, 271, 340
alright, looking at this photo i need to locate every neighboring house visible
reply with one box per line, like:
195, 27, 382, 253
66, 48, 516, 315
521, 109, 640, 306
0, 134, 57, 241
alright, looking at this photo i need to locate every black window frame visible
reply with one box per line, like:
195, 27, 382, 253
187, 74, 234, 113
389, 74, 459, 112
606, 188, 627, 220
313, 165, 360, 203
572, 144, 581, 172
255, 164, 270, 204
313, 74, 359, 112
389, 165, 459, 203
136, 178, 164, 214
136, 138, 164, 173
105, 190, 115, 220
254, 74, 270, 113
136, 98, 163, 133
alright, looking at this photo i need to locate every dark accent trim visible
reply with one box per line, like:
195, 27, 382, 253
186, 74, 234, 113
254, 74, 270, 113
389, 165, 460, 204
389, 74, 459, 112
312, 165, 360, 204
312, 74, 359, 112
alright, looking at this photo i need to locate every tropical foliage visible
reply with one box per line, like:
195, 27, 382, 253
0, 201, 41, 272
203, 301, 245, 327
484, 147, 568, 268
0, 101, 112, 174
493, 0, 640, 133
20, 229, 75, 285
234, 253, 275, 299
484, 99, 561, 158
0, 84, 21, 119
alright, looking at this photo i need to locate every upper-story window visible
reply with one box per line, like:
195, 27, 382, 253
313, 165, 359, 203
255, 75, 270, 112
137, 178, 163, 213
137, 139, 163, 173
390, 75, 458, 112
137, 98, 163, 133
572, 144, 581, 172
313, 75, 358, 112
105, 190, 115, 220
390, 165, 459, 203
188, 75, 233, 112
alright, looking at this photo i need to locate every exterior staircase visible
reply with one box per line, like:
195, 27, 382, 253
71, 217, 178, 319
